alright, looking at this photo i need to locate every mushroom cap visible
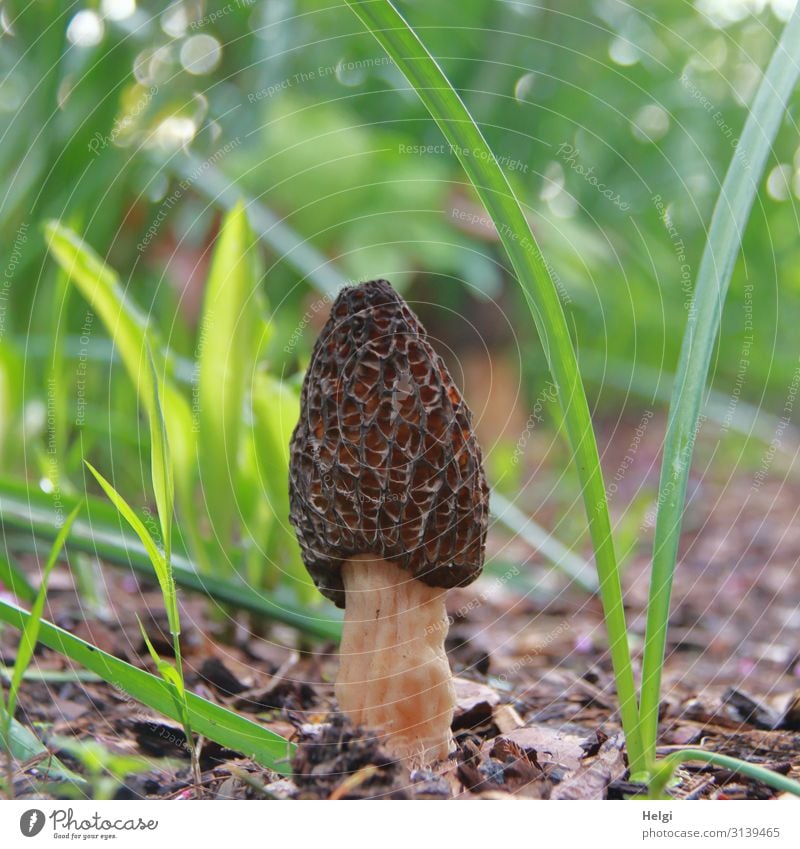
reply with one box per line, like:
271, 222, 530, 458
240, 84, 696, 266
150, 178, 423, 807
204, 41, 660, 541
288, 279, 489, 608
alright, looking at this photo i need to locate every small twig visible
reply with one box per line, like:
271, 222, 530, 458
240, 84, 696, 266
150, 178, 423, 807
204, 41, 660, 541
329, 765, 379, 800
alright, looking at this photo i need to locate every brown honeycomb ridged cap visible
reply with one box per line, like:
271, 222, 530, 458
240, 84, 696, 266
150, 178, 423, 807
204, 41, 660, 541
288, 279, 489, 608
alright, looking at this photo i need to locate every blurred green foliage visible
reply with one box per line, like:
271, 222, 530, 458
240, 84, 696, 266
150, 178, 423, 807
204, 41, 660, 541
1, 1, 798, 598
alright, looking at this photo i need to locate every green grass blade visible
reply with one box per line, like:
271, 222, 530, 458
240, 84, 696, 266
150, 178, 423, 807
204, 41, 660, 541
660, 750, 800, 799
251, 374, 317, 602
580, 354, 796, 448
344, 0, 643, 773
136, 615, 192, 742
1, 666, 101, 684
197, 202, 262, 557
44, 221, 154, 386
0, 716, 85, 785
84, 461, 179, 638
640, 8, 800, 765
0, 339, 23, 473
0, 552, 35, 603
0, 599, 294, 773
17, 332, 592, 582
49, 736, 156, 792
6, 506, 80, 720
145, 344, 174, 566
491, 493, 597, 593
43, 221, 196, 538
0, 478, 343, 641
1, 509, 82, 790
137, 620, 184, 697
47, 266, 71, 481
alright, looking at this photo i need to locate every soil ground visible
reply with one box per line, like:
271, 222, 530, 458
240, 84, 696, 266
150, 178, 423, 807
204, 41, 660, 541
3, 415, 799, 800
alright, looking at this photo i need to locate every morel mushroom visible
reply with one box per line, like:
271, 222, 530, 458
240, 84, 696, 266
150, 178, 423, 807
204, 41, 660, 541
288, 279, 489, 766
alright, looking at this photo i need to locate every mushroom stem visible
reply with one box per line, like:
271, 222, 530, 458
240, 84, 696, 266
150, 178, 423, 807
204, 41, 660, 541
335, 554, 456, 767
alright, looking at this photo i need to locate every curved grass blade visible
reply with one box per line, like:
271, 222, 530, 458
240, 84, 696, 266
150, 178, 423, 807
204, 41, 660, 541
0, 717, 85, 786
653, 749, 800, 799
136, 615, 193, 754
20, 327, 596, 586
197, 202, 263, 562
0, 504, 81, 793
251, 373, 317, 602
343, 0, 643, 773
44, 221, 154, 382
84, 461, 179, 637
1, 666, 101, 684
640, 7, 800, 764
0, 479, 343, 641
1, 507, 84, 790
5, 506, 81, 719
0, 599, 294, 773
43, 221, 196, 533
145, 343, 174, 567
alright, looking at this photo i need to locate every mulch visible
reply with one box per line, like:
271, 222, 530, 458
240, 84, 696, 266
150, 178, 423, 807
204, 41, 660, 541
3, 419, 800, 799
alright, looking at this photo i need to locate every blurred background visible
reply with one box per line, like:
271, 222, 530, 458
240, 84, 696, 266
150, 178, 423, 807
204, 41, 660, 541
1, 0, 799, 609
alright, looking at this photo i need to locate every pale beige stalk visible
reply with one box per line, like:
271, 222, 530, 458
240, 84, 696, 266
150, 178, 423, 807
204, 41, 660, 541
335, 554, 455, 766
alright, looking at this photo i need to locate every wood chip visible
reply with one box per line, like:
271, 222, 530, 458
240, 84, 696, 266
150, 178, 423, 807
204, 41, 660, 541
551, 735, 627, 800
722, 687, 780, 729
780, 690, 800, 731
452, 678, 500, 730
487, 725, 588, 772
493, 703, 525, 733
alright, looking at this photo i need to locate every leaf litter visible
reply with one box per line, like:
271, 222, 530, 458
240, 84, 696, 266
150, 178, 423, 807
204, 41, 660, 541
3, 417, 800, 799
